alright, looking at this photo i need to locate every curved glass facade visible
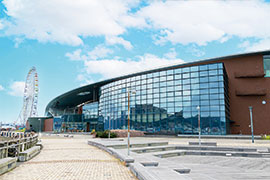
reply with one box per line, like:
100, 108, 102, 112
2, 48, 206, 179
99, 63, 229, 135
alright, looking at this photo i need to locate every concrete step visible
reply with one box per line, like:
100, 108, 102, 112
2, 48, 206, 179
130, 162, 192, 180
18, 146, 41, 162
189, 142, 217, 146
0, 157, 16, 175
154, 149, 270, 158
106, 142, 169, 149
132, 145, 258, 154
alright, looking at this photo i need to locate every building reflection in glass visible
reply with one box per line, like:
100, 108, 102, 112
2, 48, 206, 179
99, 63, 229, 135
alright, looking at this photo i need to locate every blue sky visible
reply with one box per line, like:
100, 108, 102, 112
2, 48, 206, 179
1, 0, 270, 124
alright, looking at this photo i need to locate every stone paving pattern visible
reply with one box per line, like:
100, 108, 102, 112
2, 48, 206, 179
0, 135, 137, 180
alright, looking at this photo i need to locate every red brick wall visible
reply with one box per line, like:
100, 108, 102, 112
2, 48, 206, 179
44, 118, 53, 132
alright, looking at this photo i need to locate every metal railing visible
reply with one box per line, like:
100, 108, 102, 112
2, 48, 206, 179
0, 131, 39, 159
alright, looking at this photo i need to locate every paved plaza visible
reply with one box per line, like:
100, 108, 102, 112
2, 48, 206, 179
89, 136, 270, 180
0, 134, 136, 180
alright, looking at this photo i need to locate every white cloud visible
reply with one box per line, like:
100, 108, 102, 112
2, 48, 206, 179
164, 48, 177, 59
87, 45, 114, 59
83, 54, 185, 79
8, 81, 25, 97
2, 0, 141, 46
0, 85, 4, 91
0, 20, 4, 30
65, 45, 114, 61
105, 36, 133, 50
137, 1, 270, 46
65, 49, 83, 61
244, 39, 270, 52
186, 45, 205, 57
76, 74, 95, 86
14, 37, 24, 48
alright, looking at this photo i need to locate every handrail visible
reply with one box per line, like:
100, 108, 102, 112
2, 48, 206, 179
0, 131, 39, 159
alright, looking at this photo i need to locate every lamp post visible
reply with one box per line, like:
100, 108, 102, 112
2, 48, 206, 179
38, 118, 41, 137
196, 106, 201, 147
249, 106, 254, 143
108, 116, 111, 139
127, 90, 136, 156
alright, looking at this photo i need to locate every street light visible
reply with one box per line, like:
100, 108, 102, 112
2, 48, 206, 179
38, 118, 41, 137
108, 116, 111, 139
249, 106, 254, 143
127, 90, 136, 156
196, 106, 201, 147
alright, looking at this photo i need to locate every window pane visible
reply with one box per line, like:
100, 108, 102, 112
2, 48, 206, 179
264, 56, 270, 77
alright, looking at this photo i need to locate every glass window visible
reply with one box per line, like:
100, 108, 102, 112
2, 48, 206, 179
182, 67, 190, 73
160, 76, 166, 81
191, 82, 199, 89
209, 76, 218, 82
183, 90, 191, 96
199, 64, 208, 71
147, 73, 153, 78
191, 72, 199, 78
175, 91, 182, 96
175, 96, 182, 101
167, 81, 174, 86
175, 80, 182, 85
208, 64, 218, 70
167, 86, 174, 92
199, 71, 208, 77
183, 84, 190, 90
160, 87, 166, 93
200, 77, 208, 83
209, 82, 219, 88
175, 74, 182, 79
183, 79, 190, 84
160, 81, 166, 87
167, 75, 174, 81
218, 63, 223, 69
167, 69, 174, 75
142, 74, 147, 79
190, 66, 198, 72
200, 94, 209, 100
210, 88, 219, 94
183, 73, 190, 79
160, 71, 166, 76
209, 70, 218, 76
200, 89, 209, 94
264, 55, 270, 77
200, 83, 209, 89
175, 68, 182, 74
153, 72, 159, 77
153, 88, 159, 93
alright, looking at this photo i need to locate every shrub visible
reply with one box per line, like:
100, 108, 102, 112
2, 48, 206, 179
262, 135, 270, 140
95, 131, 103, 138
95, 130, 117, 138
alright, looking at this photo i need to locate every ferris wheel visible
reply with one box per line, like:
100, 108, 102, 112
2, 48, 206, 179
17, 67, 39, 126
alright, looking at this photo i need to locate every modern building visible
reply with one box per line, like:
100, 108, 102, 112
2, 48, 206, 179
45, 50, 270, 135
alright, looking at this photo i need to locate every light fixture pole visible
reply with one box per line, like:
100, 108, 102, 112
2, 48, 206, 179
249, 106, 254, 143
197, 106, 201, 147
108, 116, 111, 139
38, 118, 41, 137
127, 90, 136, 156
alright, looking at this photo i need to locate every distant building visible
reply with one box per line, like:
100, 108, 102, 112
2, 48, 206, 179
45, 50, 270, 135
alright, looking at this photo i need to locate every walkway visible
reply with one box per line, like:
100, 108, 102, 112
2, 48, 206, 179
0, 134, 136, 180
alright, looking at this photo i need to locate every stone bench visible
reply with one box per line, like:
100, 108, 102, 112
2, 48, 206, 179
18, 146, 41, 162
0, 157, 16, 175
189, 142, 217, 146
